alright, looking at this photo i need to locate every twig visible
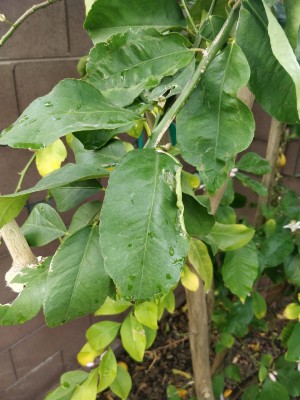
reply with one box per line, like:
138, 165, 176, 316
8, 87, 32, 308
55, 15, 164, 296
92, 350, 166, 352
0, 0, 62, 47
145, 0, 241, 149
15, 153, 36, 193
180, 0, 198, 34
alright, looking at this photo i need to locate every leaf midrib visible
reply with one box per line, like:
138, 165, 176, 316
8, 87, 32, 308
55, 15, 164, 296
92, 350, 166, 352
137, 154, 160, 299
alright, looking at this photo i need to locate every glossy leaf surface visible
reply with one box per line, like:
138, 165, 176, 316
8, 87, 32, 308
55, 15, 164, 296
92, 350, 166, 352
262, 1, 300, 119
44, 226, 114, 326
236, 0, 300, 123
86, 320, 121, 351
84, 0, 185, 43
0, 261, 49, 326
98, 348, 117, 391
188, 238, 213, 292
51, 180, 102, 212
0, 79, 141, 149
177, 42, 254, 193
86, 29, 193, 107
100, 149, 189, 301
21, 203, 67, 247
109, 365, 132, 400
222, 242, 259, 302
120, 313, 146, 361
207, 222, 255, 251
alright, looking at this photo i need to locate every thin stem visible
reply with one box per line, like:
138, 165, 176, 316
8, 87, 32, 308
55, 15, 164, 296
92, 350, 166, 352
180, 0, 198, 34
145, 0, 241, 149
194, 0, 218, 48
15, 153, 36, 193
0, 0, 62, 47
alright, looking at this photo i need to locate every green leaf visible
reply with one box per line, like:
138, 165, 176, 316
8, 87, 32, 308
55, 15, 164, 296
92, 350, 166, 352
277, 360, 300, 397
0, 261, 49, 326
284, 0, 300, 50
86, 321, 121, 352
236, 0, 300, 123
120, 313, 146, 362
235, 172, 268, 196
182, 194, 215, 237
242, 384, 260, 400
98, 348, 117, 391
144, 325, 157, 349
68, 201, 102, 235
258, 365, 268, 383
71, 369, 98, 400
252, 291, 267, 319
207, 222, 255, 251
258, 379, 289, 400
222, 242, 259, 302
74, 127, 129, 151
216, 332, 235, 353
100, 149, 189, 301
177, 41, 254, 193
45, 370, 89, 400
21, 203, 66, 247
158, 290, 176, 319
44, 226, 114, 326
73, 138, 128, 166
199, 15, 226, 41
0, 194, 29, 229
262, 1, 300, 119
0, 79, 141, 149
262, 232, 294, 267
212, 374, 224, 398
84, 0, 185, 44
120, 313, 146, 361
144, 60, 195, 102
167, 385, 181, 400
95, 297, 131, 316
86, 29, 193, 107
284, 255, 300, 286
236, 152, 271, 175
134, 301, 158, 330
51, 180, 102, 212
188, 238, 213, 292
109, 365, 132, 400
224, 364, 241, 382
286, 323, 300, 361
0, 163, 108, 227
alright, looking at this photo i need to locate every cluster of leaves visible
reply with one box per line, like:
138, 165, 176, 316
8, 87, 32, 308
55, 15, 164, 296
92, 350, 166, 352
0, 0, 300, 399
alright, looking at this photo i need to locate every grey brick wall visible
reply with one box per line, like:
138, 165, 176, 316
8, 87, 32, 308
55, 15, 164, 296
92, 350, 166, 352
0, 1, 93, 399
0, 1, 299, 400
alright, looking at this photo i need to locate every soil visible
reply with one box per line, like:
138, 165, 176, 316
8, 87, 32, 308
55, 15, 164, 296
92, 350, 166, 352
98, 296, 292, 400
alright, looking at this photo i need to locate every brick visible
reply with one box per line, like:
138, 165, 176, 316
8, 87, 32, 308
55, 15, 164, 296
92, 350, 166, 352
0, 313, 44, 354
2, 352, 63, 400
282, 139, 300, 177
0, 350, 17, 392
66, 0, 93, 55
11, 316, 90, 378
14, 59, 79, 113
0, 146, 40, 195
252, 102, 272, 142
0, 253, 16, 303
0, 65, 19, 131
282, 177, 300, 195
0, 0, 68, 60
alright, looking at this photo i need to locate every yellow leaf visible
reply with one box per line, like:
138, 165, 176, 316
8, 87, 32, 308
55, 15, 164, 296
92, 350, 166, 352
224, 388, 233, 398
118, 361, 128, 371
77, 342, 100, 366
172, 368, 192, 379
284, 303, 300, 320
35, 139, 67, 177
181, 264, 199, 292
